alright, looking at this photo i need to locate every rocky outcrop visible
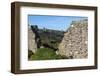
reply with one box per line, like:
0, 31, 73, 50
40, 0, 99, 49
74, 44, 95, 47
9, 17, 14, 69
58, 19, 88, 59
28, 26, 37, 53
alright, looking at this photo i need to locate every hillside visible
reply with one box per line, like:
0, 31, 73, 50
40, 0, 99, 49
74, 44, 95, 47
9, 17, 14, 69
38, 28, 65, 50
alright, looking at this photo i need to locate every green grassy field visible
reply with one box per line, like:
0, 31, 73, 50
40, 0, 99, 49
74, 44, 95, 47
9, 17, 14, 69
29, 48, 63, 60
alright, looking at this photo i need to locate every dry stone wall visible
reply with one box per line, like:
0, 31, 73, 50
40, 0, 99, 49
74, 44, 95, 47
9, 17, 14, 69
58, 19, 88, 59
28, 26, 37, 53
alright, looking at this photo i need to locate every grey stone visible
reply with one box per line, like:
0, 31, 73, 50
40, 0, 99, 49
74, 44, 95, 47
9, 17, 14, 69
28, 26, 37, 53
58, 19, 88, 59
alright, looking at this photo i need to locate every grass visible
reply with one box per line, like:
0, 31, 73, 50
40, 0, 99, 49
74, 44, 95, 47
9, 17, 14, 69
30, 48, 63, 60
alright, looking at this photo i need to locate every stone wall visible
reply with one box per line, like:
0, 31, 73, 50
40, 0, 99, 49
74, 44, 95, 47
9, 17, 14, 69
58, 19, 88, 59
28, 26, 37, 53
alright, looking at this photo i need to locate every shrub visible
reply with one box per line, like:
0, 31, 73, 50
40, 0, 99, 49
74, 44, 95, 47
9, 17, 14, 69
28, 50, 34, 59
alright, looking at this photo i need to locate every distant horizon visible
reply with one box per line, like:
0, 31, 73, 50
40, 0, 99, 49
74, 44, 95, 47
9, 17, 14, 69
28, 25, 66, 32
28, 15, 87, 31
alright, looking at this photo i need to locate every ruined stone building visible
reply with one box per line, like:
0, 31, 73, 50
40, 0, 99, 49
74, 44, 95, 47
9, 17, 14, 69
28, 26, 37, 53
58, 19, 88, 59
